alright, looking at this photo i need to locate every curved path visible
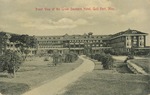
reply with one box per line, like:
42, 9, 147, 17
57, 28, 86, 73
22, 55, 95, 95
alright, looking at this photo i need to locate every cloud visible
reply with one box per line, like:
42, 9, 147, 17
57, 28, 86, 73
120, 9, 148, 23
58, 0, 116, 19
21, 17, 89, 30
1, 12, 88, 30
146, 0, 150, 5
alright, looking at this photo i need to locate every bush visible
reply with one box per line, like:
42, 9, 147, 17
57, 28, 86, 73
52, 52, 60, 66
93, 52, 105, 62
134, 49, 150, 56
51, 51, 78, 65
104, 49, 129, 56
44, 57, 49, 61
101, 54, 114, 69
0, 50, 23, 77
63, 52, 78, 63
91, 53, 114, 70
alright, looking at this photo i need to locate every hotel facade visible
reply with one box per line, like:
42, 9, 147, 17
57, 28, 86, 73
36, 29, 148, 55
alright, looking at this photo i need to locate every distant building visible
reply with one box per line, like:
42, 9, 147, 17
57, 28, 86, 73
0, 29, 149, 55
36, 33, 111, 55
36, 29, 149, 55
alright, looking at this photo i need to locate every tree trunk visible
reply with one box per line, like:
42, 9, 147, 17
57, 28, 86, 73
13, 66, 16, 78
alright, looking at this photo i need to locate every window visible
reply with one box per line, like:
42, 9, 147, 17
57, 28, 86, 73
133, 36, 136, 39
127, 43, 129, 46
133, 42, 136, 44
126, 37, 128, 40
140, 42, 142, 46
132, 31, 137, 33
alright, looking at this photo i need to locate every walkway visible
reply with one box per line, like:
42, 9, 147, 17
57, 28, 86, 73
22, 56, 95, 95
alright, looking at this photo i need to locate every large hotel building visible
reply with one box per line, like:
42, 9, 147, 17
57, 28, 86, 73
36, 29, 149, 55
0, 29, 149, 55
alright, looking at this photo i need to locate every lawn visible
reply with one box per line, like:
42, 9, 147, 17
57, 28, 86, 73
131, 58, 150, 73
0, 56, 83, 95
114, 60, 133, 74
59, 59, 150, 95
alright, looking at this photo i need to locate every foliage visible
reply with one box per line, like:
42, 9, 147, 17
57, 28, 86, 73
134, 49, 150, 56
24, 49, 31, 56
91, 52, 114, 69
104, 49, 129, 56
84, 45, 92, 56
9, 34, 37, 48
51, 51, 78, 66
47, 50, 53, 54
101, 54, 114, 69
0, 32, 9, 54
0, 50, 23, 75
63, 52, 78, 63
44, 57, 49, 61
52, 51, 60, 66
9, 34, 37, 55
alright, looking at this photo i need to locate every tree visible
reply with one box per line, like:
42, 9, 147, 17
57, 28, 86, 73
0, 32, 9, 54
63, 52, 78, 63
92, 53, 114, 70
84, 44, 92, 56
101, 54, 114, 69
24, 49, 31, 60
52, 50, 60, 66
0, 50, 23, 78
9, 34, 38, 57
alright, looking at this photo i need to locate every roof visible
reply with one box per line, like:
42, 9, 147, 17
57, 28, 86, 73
110, 29, 148, 39
113, 29, 148, 37
35, 34, 110, 41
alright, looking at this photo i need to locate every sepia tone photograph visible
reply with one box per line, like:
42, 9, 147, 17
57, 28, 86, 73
0, 0, 150, 95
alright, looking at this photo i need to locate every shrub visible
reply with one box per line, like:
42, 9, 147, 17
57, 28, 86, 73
52, 52, 60, 66
44, 57, 49, 61
91, 53, 114, 70
101, 54, 114, 69
0, 50, 23, 77
63, 52, 78, 63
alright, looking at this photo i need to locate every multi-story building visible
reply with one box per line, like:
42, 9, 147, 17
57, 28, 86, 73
36, 32, 111, 55
36, 29, 149, 55
110, 29, 148, 52
1, 29, 149, 55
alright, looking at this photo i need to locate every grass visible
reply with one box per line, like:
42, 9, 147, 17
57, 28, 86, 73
0, 82, 29, 95
0, 56, 83, 95
59, 59, 150, 95
114, 60, 133, 74
131, 58, 150, 73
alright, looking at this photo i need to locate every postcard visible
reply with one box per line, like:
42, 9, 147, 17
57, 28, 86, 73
0, 0, 150, 95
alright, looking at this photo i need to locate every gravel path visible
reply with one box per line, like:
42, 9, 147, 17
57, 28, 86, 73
22, 56, 95, 95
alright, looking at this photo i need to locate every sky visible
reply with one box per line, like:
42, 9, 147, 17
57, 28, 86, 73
0, 0, 150, 45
